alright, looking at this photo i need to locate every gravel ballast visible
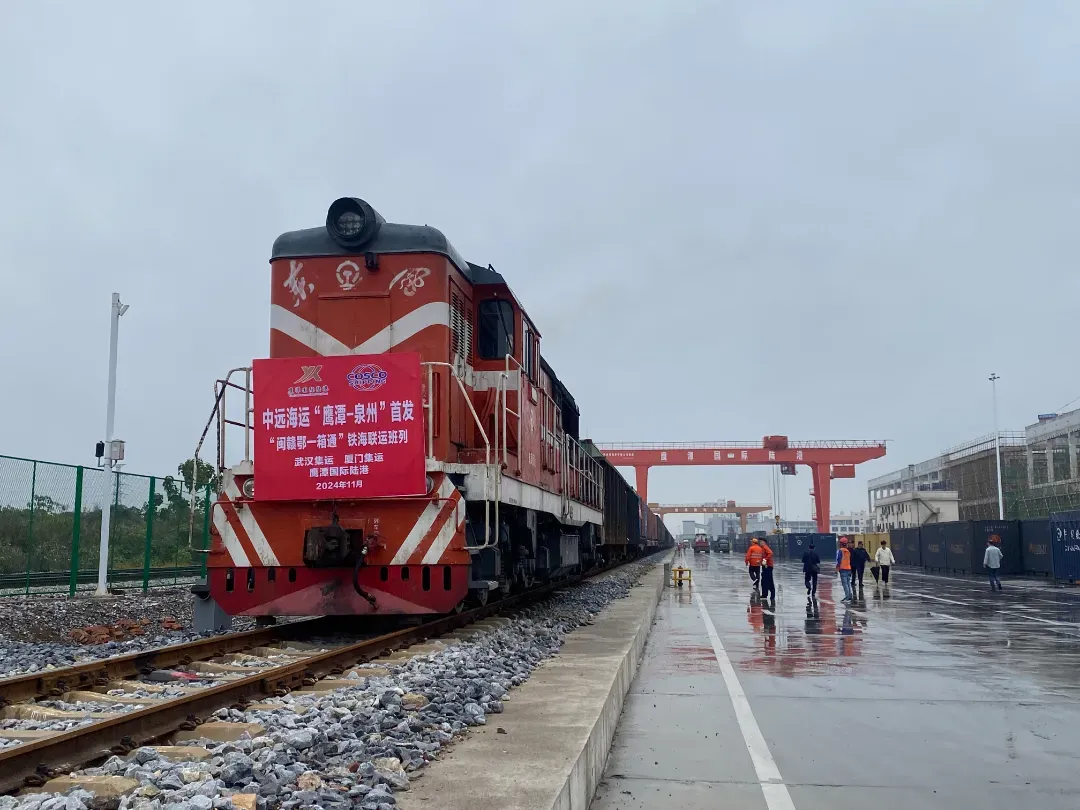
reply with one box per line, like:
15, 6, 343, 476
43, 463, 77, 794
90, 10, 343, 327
0, 586, 269, 678
0, 558, 659, 810
0, 586, 255, 644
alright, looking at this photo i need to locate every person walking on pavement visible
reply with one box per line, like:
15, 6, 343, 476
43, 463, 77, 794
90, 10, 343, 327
850, 539, 870, 592
760, 538, 776, 603
984, 537, 1003, 591
745, 538, 764, 591
875, 539, 895, 584
802, 542, 821, 598
837, 538, 854, 602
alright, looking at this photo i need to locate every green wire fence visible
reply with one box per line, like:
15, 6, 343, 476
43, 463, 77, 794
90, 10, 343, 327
0, 454, 213, 596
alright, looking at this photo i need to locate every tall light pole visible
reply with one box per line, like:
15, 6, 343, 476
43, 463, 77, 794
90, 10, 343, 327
990, 373, 1004, 520
96, 293, 129, 596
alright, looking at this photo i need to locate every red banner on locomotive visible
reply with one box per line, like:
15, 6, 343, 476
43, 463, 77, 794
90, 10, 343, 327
253, 353, 425, 500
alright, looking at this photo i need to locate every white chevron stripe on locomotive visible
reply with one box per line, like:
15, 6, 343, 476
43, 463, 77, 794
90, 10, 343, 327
214, 477, 463, 569
224, 481, 281, 567
422, 492, 466, 564
212, 499, 252, 567
390, 476, 458, 565
270, 302, 450, 355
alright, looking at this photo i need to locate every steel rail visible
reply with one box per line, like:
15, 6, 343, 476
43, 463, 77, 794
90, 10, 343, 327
0, 617, 334, 708
0, 559, 640, 794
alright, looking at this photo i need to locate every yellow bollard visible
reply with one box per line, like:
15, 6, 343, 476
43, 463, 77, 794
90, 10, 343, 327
672, 566, 692, 589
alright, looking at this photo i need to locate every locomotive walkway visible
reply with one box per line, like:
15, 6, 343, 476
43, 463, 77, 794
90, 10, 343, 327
592, 554, 1080, 810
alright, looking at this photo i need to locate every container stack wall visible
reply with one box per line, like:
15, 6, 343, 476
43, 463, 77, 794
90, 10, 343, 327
920, 525, 948, 569
1019, 519, 1053, 575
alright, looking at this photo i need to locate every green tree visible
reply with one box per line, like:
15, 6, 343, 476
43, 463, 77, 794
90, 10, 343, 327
163, 458, 220, 509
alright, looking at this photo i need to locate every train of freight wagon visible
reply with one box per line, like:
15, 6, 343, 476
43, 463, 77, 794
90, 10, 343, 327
201, 197, 674, 619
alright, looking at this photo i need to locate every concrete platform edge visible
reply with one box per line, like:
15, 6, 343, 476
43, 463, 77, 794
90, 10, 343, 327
553, 558, 668, 810
397, 555, 671, 810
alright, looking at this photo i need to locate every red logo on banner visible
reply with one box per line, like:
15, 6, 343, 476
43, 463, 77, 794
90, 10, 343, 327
253, 353, 426, 501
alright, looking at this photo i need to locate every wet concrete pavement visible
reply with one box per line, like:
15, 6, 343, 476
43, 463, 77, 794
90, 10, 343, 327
591, 552, 1080, 810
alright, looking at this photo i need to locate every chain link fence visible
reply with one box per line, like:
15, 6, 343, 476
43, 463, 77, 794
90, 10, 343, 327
0, 454, 212, 596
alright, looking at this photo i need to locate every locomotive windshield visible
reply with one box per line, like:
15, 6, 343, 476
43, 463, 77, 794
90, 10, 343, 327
478, 300, 515, 359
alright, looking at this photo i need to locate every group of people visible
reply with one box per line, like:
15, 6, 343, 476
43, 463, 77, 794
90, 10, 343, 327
745, 535, 897, 602
829, 537, 896, 602
743, 533, 1008, 602
743, 537, 776, 603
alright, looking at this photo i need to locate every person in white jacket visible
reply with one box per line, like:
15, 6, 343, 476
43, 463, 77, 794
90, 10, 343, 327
874, 540, 896, 584
984, 539, 1003, 591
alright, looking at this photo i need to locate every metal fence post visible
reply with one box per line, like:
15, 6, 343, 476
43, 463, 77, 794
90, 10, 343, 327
69, 466, 84, 598
143, 476, 156, 592
201, 484, 212, 577
23, 461, 37, 596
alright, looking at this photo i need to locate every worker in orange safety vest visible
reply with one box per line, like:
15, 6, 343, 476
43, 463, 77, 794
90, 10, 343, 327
745, 538, 764, 590
836, 537, 854, 603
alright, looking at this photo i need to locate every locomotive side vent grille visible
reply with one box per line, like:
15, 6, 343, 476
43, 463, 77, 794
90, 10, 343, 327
450, 292, 472, 364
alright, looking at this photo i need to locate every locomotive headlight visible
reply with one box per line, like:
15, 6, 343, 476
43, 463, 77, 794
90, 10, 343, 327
335, 210, 365, 239
242, 478, 255, 499
326, 197, 382, 248
425, 475, 435, 495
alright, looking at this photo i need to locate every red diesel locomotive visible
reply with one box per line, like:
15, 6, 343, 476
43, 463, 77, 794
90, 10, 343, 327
203, 197, 671, 620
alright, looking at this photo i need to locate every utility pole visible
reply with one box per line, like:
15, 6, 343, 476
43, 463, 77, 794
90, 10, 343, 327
990, 373, 1004, 520
96, 293, 129, 596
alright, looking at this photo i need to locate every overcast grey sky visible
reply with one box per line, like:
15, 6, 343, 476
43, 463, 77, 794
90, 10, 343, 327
2, 1, 1078, 522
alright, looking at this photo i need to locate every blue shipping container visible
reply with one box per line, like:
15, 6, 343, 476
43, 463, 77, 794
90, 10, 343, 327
1049, 518, 1080, 582
919, 525, 948, 569
1019, 519, 1053, 574
890, 527, 922, 566
786, 533, 837, 561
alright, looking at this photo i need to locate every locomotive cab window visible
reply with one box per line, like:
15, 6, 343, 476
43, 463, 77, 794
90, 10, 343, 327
478, 300, 515, 360
522, 321, 539, 382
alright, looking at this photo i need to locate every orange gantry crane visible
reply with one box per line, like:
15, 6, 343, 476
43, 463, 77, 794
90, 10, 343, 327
595, 436, 887, 534
648, 501, 771, 533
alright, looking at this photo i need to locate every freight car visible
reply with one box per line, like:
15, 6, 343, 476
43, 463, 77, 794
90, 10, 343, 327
582, 440, 642, 561
201, 197, 659, 620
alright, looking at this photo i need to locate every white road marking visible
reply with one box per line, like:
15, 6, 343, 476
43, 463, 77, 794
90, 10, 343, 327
995, 610, 1072, 627
928, 611, 962, 621
695, 592, 796, 810
890, 588, 970, 606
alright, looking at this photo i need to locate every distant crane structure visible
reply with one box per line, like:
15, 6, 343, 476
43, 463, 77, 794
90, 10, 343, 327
648, 501, 771, 534
595, 437, 887, 534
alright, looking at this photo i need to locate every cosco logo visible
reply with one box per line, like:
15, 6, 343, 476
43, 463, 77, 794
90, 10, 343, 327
347, 364, 388, 392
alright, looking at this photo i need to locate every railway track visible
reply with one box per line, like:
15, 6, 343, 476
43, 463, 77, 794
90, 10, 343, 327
0, 560, 637, 795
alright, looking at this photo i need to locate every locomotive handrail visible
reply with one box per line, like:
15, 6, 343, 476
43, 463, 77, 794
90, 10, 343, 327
499, 354, 524, 467
422, 361, 498, 552
498, 354, 603, 515
187, 366, 252, 557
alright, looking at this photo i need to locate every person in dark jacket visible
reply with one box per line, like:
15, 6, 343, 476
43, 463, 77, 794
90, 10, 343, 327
850, 539, 871, 591
801, 542, 821, 598
760, 539, 776, 603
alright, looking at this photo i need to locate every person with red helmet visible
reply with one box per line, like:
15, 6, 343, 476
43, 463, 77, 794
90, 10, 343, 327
984, 536, 1003, 591
836, 537, 853, 602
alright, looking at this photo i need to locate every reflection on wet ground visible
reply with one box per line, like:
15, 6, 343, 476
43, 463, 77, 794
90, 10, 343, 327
592, 551, 1080, 810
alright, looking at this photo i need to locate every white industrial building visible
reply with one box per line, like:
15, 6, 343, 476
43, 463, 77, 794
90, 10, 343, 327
872, 490, 960, 530
866, 431, 1026, 526
707, 511, 870, 536
1025, 410, 1080, 486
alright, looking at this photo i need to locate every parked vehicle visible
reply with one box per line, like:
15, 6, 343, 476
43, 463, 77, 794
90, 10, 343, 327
712, 535, 732, 554
693, 533, 711, 554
